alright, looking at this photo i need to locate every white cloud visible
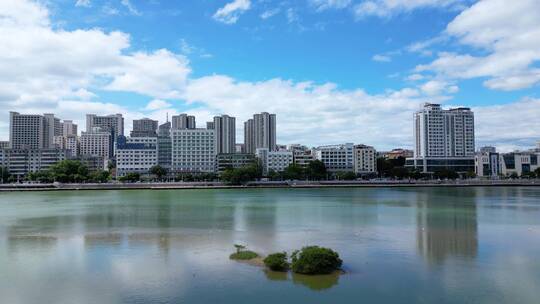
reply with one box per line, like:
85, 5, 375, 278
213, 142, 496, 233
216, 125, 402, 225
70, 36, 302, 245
417, 0, 540, 91
144, 99, 172, 111
309, 0, 352, 11
260, 8, 280, 19
354, 0, 467, 19
120, 0, 141, 16
286, 8, 299, 24
420, 80, 458, 95
372, 54, 391, 62
212, 0, 251, 24
407, 74, 425, 81
75, 0, 91, 8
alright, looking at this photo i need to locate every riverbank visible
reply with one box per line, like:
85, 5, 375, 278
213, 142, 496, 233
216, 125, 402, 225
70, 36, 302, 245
0, 179, 539, 191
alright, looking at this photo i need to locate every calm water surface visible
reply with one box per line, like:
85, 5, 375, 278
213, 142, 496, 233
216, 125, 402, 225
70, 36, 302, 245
1, 187, 539, 303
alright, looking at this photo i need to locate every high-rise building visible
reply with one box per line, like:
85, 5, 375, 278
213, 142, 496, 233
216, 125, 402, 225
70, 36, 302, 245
244, 112, 276, 153
313, 143, 354, 172
353, 144, 377, 175
53, 135, 78, 157
406, 103, 475, 173
131, 118, 158, 137
9, 112, 59, 149
79, 129, 112, 161
171, 114, 196, 130
171, 128, 215, 173
86, 114, 124, 137
213, 115, 236, 154
157, 121, 172, 170
62, 120, 78, 136
116, 136, 158, 177
206, 121, 215, 130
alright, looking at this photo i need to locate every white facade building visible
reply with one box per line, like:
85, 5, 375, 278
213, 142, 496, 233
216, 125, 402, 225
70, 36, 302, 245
475, 147, 500, 178
62, 120, 78, 136
1, 149, 67, 177
244, 112, 276, 153
86, 114, 124, 136
500, 152, 540, 177
79, 130, 112, 162
313, 143, 354, 172
171, 129, 215, 173
256, 148, 293, 174
353, 144, 377, 175
9, 112, 60, 149
171, 114, 196, 130
116, 136, 158, 177
214, 115, 236, 154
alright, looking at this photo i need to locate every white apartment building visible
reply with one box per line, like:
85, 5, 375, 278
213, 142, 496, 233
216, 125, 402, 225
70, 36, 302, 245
353, 144, 377, 175
244, 112, 277, 153
62, 120, 78, 136
79, 130, 112, 163
9, 112, 60, 149
1, 149, 67, 177
313, 143, 354, 172
171, 114, 196, 130
171, 128, 215, 173
407, 103, 475, 173
53, 135, 79, 157
116, 136, 158, 177
256, 148, 293, 174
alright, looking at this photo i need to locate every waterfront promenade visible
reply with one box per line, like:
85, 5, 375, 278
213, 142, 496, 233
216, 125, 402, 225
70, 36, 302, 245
1, 179, 539, 191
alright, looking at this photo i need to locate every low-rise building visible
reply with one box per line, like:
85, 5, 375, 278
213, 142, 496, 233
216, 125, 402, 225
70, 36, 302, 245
381, 148, 413, 160
353, 144, 377, 175
313, 143, 354, 172
293, 150, 314, 169
256, 148, 293, 174
115, 136, 158, 177
499, 152, 539, 177
1, 149, 67, 178
171, 128, 215, 173
474, 147, 500, 177
216, 153, 257, 173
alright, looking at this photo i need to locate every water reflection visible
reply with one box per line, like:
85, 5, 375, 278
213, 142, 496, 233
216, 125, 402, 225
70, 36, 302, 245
416, 189, 478, 264
264, 270, 341, 291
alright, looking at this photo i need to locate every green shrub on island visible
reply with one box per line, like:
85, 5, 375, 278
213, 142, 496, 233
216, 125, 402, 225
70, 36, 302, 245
291, 246, 342, 275
263, 252, 289, 271
230, 250, 259, 260
229, 244, 259, 260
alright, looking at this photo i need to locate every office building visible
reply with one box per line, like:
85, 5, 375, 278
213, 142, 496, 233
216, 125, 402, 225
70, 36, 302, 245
213, 115, 236, 154
172, 114, 196, 130
171, 128, 215, 173
206, 121, 215, 129
131, 118, 158, 137
499, 151, 540, 177
293, 150, 315, 169
406, 103, 475, 173
86, 114, 124, 136
116, 136, 158, 177
53, 135, 78, 157
0, 141, 9, 149
353, 144, 377, 175
62, 120, 78, 136
235, 144, 245, 153
256, 148, 293, 175
313, 143, 354, 172
244, 112, 276, 154
216, 153, 256, 173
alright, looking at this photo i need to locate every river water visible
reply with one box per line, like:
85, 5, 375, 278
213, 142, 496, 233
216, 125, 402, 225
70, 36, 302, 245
1, 187, 539, 303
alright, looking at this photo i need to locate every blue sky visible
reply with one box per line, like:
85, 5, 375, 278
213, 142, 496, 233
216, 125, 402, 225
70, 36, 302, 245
0, 0, 539, 151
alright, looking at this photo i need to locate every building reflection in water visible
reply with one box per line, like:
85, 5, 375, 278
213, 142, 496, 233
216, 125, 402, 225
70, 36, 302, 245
416, 189, 478, 264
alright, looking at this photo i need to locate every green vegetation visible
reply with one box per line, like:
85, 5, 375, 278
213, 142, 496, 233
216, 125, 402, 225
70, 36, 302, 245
334, 171, 357, 180
306, 160, 327, 180
229, 244, 259, 260
150, 165, 168, 180
291, 246, 342, 275
0, 166, 10, 183
263, 252, 289, 271
27, 160, 110, 183
118, 172, 141, 182
220, 162, 263, 185
433, 169, 459, 180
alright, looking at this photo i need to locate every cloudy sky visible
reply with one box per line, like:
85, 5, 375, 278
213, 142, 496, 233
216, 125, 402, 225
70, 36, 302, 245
0, 0, 539, 151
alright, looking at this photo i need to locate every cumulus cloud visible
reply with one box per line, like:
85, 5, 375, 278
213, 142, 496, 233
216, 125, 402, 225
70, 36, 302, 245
354, 0, 467, 19
144, 99, 172, 111
212, 0, 251, 24
75, 0, 91, 8
417, 0, 540, 90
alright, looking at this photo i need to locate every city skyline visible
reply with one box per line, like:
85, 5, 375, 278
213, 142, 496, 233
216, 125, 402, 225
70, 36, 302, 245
0, 0, 539, 152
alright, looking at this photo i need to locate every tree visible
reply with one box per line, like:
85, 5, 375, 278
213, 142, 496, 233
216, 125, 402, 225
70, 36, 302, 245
335, 171, 357, 180
150, 165, 167, 180
220, 163, 263, 185
0, 166, 10, 184
47, 160, 89, 183
306, 160, 327, 180
389, 167, 409, 180
119, 172, 141, 182
465, 171, 477, 179
264, 252, 289, 272
433, 169, 459, 180
283, 164, 304, 180
534, 168, 540, 178
291, 246, 342, 275
89, 170, 111, 183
